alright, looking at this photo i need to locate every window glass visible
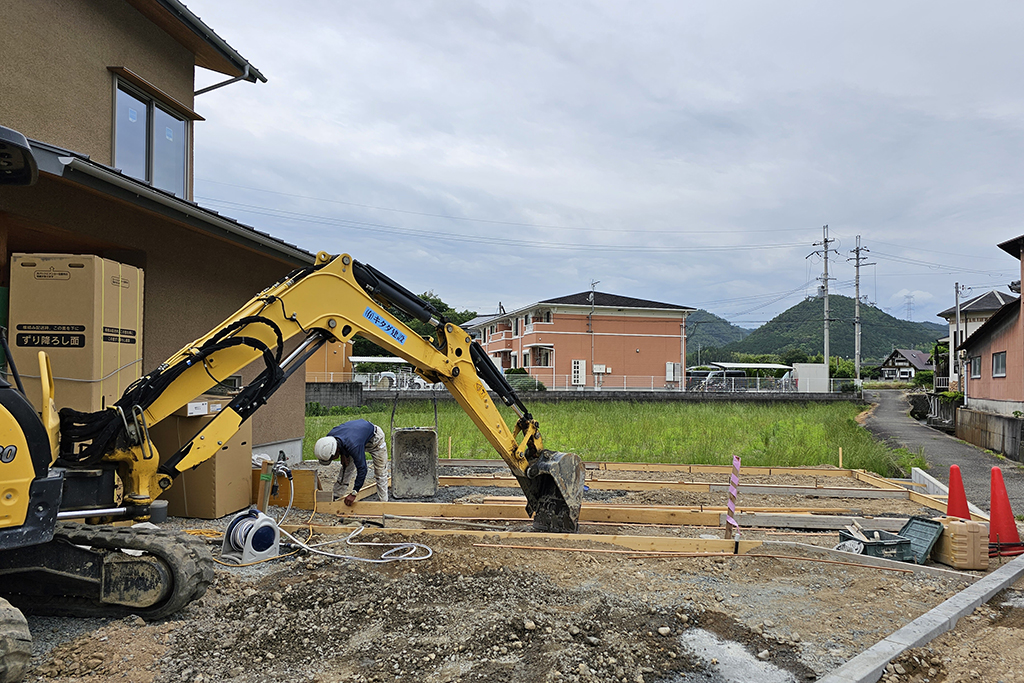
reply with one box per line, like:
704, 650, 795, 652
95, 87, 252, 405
993, 351, 1007, 378
153, 106, 186, 196
115, 87, 148, 181
970, 356, 981, 379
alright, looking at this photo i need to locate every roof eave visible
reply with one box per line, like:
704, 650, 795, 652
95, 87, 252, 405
127, 0, 267, 83
29, 141, 312, 266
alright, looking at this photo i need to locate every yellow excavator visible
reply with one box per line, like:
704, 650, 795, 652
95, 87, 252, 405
0, 126, 585, 682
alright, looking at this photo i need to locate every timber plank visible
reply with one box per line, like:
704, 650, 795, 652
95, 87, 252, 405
280, 523, 763, 554
725, 512, 908, 532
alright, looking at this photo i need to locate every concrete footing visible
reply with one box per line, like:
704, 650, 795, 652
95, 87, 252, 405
819, 552, 1024, 682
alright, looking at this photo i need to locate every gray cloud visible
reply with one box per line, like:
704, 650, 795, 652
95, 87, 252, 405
187, 0, 1024, 327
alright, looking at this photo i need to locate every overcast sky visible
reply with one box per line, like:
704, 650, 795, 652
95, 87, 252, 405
187, 1, 1024, 327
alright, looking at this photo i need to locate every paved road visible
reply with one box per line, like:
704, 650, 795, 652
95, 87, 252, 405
862, 389, 1024, 513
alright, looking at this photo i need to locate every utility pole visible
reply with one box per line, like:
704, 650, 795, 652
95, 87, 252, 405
807, 225, 838, 382
954, 282, 967, 392
848, 236, 874, 382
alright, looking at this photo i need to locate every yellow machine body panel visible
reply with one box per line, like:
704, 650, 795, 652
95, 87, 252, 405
0, 406, 35, 530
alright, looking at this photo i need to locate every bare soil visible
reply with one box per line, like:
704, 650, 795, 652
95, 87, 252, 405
20, 465, 1024, 682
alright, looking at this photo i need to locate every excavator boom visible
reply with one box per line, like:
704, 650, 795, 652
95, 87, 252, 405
57, 251, 585, 531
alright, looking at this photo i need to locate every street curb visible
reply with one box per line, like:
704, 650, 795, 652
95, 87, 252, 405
817, 552, 1024, 683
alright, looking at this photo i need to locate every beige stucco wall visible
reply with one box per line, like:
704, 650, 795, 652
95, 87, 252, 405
0, 177, 304, 448
0, 0, 194, 166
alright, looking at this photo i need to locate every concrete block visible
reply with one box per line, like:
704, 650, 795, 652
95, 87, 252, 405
819, 637, 906, 683
391, 428, 439, 499
884, 613, 952, 648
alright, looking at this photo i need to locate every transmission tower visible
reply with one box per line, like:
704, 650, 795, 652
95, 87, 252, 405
904, 294, 914, 320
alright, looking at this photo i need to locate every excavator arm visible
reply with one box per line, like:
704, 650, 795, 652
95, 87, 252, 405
57, 252, 584, 532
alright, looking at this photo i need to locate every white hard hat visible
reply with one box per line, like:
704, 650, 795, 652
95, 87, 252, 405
314, 436, 337, 465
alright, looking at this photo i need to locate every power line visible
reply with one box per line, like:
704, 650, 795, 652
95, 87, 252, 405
196, 197, 811, 253
195, 183, 817, 236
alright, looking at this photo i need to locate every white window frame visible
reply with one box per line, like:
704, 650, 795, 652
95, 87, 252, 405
993, 351, 1007, 378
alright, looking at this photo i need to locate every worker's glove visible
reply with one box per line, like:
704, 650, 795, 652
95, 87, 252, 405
344, 494, 356, 507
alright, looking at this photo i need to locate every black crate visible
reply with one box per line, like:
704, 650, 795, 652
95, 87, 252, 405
839, 529, 914, 562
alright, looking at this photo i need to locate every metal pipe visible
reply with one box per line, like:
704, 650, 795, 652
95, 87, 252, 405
57, 507, 128, 520
195, 65, 250, 96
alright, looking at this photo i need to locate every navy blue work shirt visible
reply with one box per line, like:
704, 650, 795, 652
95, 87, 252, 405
327, 419, 377, 493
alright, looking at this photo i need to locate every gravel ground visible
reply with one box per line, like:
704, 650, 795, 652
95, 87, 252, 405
17, 455, 1024, 682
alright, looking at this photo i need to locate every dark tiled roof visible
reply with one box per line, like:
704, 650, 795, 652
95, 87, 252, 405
936, 290, 1018, 319
884, 349, 933, 371
30, 139, 313, 265
539, 291, 692, 311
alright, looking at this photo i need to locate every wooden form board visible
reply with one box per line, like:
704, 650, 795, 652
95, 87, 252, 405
315, 500, 722, 526
909, 490, 990, 522
479, 497, 862, 515
437, 475, 912, 499
724, 512, 908, 532
280, 523, 763, 554
438, 459, 859, 478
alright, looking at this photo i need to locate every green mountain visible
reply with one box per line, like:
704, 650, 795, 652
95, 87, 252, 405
722, 295, 945, 362
687, 309, 751, 348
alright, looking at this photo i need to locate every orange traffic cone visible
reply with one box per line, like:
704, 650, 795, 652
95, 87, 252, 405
947, 465, 971, 520
989, 467, 1024, 557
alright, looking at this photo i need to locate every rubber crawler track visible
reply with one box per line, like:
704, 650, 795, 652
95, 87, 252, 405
5, 523, 214, 621
0, 597, 31, 683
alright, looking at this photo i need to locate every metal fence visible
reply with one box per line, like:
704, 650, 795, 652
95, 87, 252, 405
308, 370, 859, 394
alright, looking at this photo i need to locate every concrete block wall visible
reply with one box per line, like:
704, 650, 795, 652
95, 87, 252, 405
306, 382, 363, 409
956, 407, 1024, 462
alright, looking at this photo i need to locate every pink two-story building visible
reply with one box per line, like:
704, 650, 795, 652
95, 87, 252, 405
956, 235, 1024, 460
470, 291, 694, 390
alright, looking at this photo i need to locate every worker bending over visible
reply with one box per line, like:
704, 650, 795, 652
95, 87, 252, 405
314, 419, 389, 505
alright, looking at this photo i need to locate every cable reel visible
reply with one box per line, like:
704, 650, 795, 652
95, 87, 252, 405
221, 507, 280, 564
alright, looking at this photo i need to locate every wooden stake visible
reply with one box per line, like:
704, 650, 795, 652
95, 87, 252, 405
448, 436, 452, 459
724, 454, 741, 540
839, 447, 843, 469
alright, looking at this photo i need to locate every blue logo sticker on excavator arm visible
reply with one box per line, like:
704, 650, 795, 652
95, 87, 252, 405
363, 307, 407, 345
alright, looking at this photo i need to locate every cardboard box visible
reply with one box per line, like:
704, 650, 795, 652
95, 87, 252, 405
173, 394, 231, 417
151, 415, 252, 519
9, 253, 144, 414
250, 468, 321, 509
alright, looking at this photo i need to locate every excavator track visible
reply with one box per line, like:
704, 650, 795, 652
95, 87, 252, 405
0, 523, 214, 621
0, 598, 31, 683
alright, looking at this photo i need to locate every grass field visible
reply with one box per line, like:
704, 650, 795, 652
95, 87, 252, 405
304, 400, 923, 476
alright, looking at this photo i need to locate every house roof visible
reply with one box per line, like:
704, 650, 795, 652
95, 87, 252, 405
539, 291, 694, 311
29, 139, 313, 266
127, 0, 267, 82
461, 315, 496, 329
959, 298, 1021, 352
998, 235, 1024, 260
936, 290, 1018, 319
884, 348, 933, 371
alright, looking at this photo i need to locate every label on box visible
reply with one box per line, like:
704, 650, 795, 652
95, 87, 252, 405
186, 401, 208, 416
208, 402, 224, 414
102, 326, 137, 344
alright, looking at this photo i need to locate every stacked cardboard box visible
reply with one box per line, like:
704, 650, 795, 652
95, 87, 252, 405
150, 395, 252, 519
8, 253, 144, 414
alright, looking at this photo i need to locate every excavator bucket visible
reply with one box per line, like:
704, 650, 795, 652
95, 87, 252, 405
515, 450, 586, 532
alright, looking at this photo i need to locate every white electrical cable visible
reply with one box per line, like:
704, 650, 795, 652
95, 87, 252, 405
279, 525, 432, 563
